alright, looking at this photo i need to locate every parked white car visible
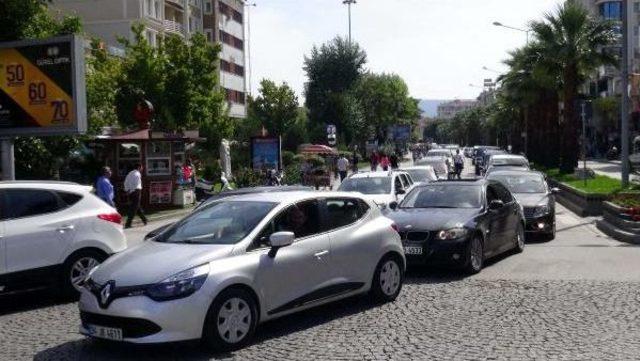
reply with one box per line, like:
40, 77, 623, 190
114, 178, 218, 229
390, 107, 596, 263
338, 171, 416, 208
0, 181, 126, 297
416, 156, 450, 180
79, 192, 404, 350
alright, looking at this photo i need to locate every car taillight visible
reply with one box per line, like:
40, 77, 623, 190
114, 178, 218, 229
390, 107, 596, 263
98, 213, 122, 224
391, 223, 399, 233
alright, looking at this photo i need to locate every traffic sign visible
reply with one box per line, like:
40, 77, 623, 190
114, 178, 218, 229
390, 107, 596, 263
0, 35, 86, 137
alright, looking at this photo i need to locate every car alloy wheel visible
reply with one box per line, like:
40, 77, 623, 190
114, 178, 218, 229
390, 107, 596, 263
379, 260, 401, 296
70, 257, 101, 292
217, 298, 252, 344
465, 236, 483, 274
514, 223, 525, 253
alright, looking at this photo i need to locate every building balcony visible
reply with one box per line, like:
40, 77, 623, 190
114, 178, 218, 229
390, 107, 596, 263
163, 19, 185, 34
166, 0, 185, 10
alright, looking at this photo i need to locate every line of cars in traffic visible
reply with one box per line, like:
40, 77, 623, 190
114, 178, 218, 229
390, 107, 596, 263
0, 146, 557, 351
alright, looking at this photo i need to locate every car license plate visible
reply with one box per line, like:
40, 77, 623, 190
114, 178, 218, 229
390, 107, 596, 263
86, 324, 123, 341
404, 246, 423, 255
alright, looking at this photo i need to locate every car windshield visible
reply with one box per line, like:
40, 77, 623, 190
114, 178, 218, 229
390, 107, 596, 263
157, 201, 276, 244
405, 169, 435, 182
339, 177, 391, 195
401, 185, 482, 209
491, 158, 528, 167
428, 151, 450, 157
488, 174, 546, 194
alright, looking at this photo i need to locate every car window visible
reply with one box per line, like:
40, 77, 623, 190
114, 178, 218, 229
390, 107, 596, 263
256, 200, 321, 247
394, 176, 404, 192
57, 191, 83, 206
486, 185, 500, 204
402, 173, 413, 186
338, 177, 391, 195
3, 189, 63, 219
325, 198, 365, 230
493, 183, 514, 203
401, 185, 482, 209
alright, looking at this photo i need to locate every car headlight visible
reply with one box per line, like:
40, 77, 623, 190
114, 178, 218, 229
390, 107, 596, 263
533, 205, 551, 218
437, 228, 468, 240
145, 264, 209, 301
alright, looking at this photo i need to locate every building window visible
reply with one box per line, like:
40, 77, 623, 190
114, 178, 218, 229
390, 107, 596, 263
154, 0, 160, 18
146, 30, 157, 47
599, 2, 622, 20
146, 142, 171, 176
204, 0, 213, 14
219, 30, 243, 50
205, 28, 214, 42
635, 1, 640, 13
219, 2, 243, 24
225, 88, 246, 104
221, 59, 244, 76
146, 0, 152, 16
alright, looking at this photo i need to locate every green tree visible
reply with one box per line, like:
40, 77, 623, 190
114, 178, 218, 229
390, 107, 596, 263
530, 0, 617, 172
86, 39, 121, 134
250, 79, 300, 139
303, 36, 367, 144
354, 73, 421, 143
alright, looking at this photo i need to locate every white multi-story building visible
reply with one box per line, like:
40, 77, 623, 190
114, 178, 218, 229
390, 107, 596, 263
51, 0, 247, 118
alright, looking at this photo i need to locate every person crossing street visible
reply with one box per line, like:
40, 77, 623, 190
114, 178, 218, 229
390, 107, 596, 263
453, 149, 465, 180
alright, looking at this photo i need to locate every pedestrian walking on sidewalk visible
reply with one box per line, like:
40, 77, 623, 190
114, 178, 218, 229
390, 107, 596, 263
96, 166, 115, 207
124, 163, 147, 228
370, 151, 379, 171
453, 149, 464, 180
337, 154, 350, 181
380, 154, 390, 171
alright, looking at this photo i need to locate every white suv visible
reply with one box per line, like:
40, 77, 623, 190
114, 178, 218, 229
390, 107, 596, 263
338, 171, 416, 208
0, 181, 127, 297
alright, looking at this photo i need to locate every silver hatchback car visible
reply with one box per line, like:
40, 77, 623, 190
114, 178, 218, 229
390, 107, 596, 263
79, 192, 405, 350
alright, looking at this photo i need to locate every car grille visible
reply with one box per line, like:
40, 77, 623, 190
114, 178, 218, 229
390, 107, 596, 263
523, 207, 536, 220
80, 311, 162, 338
400, 231, 430, 243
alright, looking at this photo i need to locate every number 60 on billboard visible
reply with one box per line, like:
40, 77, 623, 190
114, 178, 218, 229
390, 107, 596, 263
0, 35, 86, 136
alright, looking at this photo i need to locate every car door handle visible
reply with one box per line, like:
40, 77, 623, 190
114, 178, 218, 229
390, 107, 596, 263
314, 250, 329, 258
57, 225, 75, 232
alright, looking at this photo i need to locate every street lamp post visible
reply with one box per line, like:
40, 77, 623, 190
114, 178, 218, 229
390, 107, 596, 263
493, 21, 531, 156
245, 2, 257, 97
343, 0, 356, 43
621, 0, 630, 187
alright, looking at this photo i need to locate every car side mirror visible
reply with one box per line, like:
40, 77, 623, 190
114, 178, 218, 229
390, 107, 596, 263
489, 200, 504, 210
267, 232, 295, 257
389, 201, 399, 210
551, 187, 560, 194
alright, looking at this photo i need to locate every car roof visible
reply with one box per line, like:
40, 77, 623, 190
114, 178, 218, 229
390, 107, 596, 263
419, 179, 487, 187
0, 181, 93, 193
486, 169, 545, 178
221, 191, 366, 204
348, 171, 405, 179
401, 166, 434, 170
490, 154, 527, 160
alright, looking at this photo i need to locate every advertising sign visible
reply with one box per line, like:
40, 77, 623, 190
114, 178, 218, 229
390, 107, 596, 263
250, 137, 281, 170
388, 124, 411, 141
149, 181, 173, 204
0, 35, 86, 136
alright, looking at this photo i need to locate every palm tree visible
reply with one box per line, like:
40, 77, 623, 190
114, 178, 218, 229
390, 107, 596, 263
530, 0, 618, 173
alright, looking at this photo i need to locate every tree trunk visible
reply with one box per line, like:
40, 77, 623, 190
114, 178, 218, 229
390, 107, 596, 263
560, 67, 579, 174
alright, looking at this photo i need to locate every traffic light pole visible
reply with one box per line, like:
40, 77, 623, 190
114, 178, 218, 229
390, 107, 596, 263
1, 138, 15, 181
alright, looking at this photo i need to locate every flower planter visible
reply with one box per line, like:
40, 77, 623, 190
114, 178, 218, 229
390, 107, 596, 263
596, 201, 640, 245
547, 179, 609, 217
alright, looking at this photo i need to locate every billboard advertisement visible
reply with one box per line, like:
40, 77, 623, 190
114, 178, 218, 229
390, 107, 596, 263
250, 137, 281, 170
0, 35, 86, 136
388, 124, 411, 141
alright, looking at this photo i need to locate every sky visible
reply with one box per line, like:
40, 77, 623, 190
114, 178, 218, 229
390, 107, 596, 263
248, 0, 564, 101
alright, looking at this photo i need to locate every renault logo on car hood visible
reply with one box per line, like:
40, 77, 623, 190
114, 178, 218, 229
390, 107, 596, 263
99, 281, 115, 308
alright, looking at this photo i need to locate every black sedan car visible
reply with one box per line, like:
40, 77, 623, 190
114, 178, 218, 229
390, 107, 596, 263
486, 170, 557, 240
386, 180, 525, 273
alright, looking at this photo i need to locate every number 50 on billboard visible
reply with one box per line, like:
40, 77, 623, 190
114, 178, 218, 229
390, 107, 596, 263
0, 35, 86, 136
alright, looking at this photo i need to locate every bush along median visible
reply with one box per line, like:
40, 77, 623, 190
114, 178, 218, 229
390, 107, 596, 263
596, 193, 640, 245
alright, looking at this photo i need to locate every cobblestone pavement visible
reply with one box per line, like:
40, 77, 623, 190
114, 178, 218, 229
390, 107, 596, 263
2, 277, 640, 361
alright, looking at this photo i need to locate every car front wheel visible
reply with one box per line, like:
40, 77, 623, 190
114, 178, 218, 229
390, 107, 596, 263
370, 255, 403, 303
62, 250, 107, 298
513, 223, 525, 253
203, 288, 258, 351
464, 236, 483, 274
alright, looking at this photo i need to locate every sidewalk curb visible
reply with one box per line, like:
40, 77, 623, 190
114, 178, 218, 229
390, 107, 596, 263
128, 206, 195, 227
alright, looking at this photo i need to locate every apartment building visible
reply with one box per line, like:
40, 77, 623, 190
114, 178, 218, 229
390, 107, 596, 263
52, 0, 247, 118
203, 0, 247, 118
436, 100, 477, 120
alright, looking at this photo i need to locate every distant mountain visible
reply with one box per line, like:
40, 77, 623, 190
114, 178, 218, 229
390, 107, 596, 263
418, 99, 446, 117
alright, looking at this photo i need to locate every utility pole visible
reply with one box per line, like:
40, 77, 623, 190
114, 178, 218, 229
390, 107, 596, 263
581, 102, 588, 187
622, 0, 630, 187
245, 2, 257, 97
1, 138, 15, 181
343, 0, 356, 43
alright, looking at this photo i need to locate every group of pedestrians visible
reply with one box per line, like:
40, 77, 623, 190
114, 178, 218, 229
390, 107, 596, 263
369, 151, 400, 171
96, 164, 147, 229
